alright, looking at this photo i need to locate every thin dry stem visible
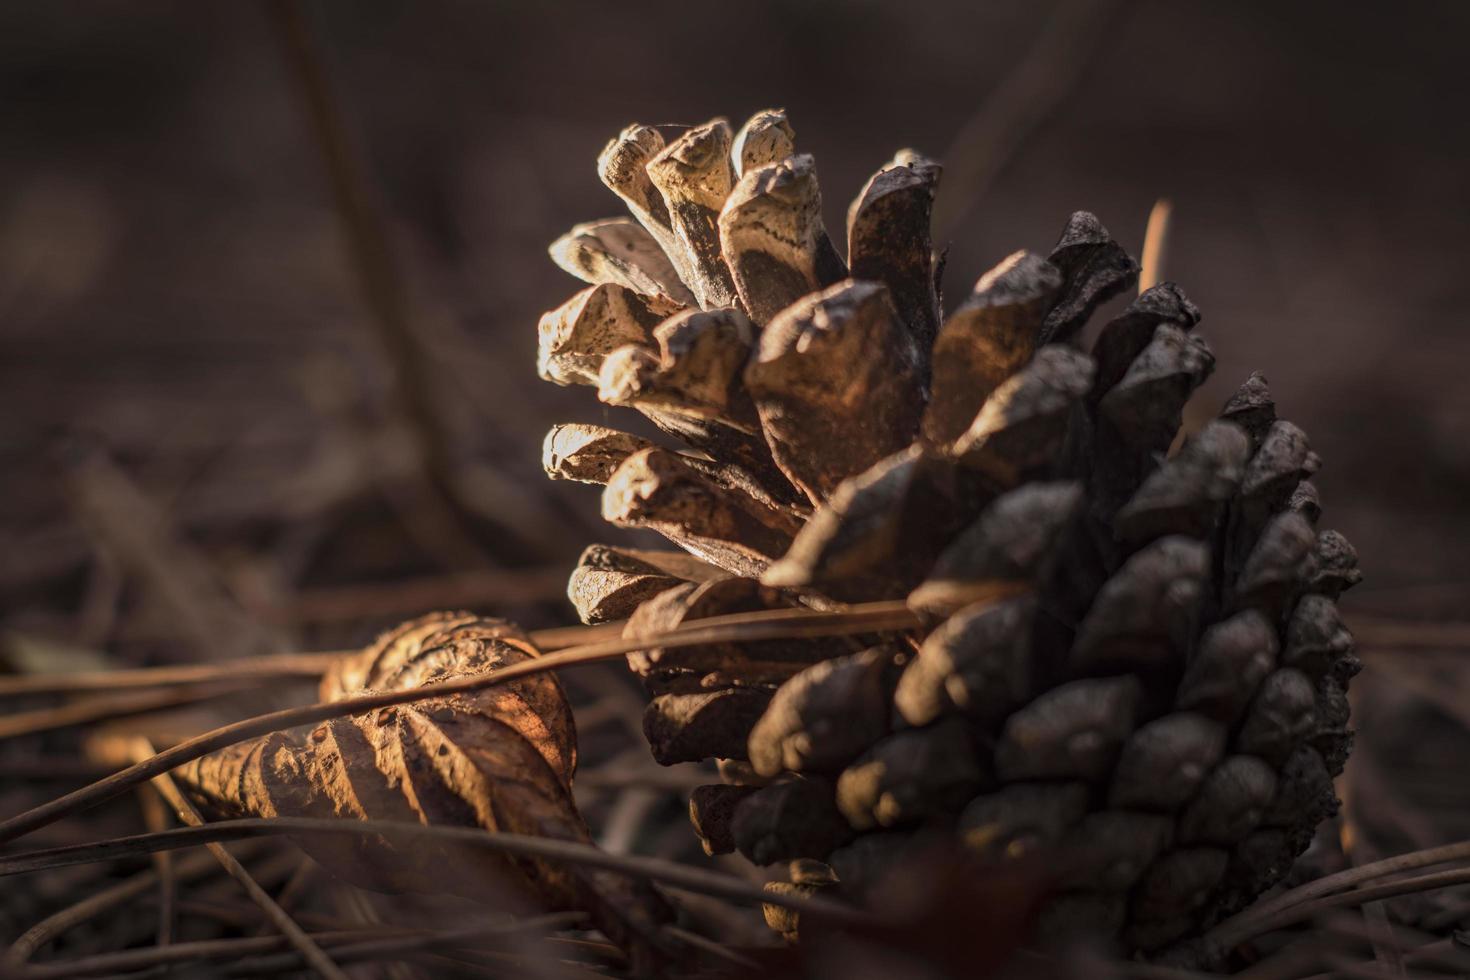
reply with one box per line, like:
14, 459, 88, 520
264, 0, 464, 549
131, 736, 349, 980
662, 925, 758, 969
0, 653, 342, 697
12, 915, 585, 980
222, 917, 592, 980
68, 450, 282, 661
0, 683, 255, 740
0, 817, 873, 927
934, 0, 1121, 236
273, 567, 571, 625
0, 623, 626, 698
0, 601, 918, 844
134, 783, 176, 947
1236, 867, 1470, 942
4, 848, 224, 965
1207, 839, 1470, 951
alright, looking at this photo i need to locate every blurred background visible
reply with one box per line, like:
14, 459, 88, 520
3, 0, 1468, 662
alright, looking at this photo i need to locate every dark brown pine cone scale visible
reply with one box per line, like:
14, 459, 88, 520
537, 109, 1361, 955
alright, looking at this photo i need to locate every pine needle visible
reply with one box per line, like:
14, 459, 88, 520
0, 600, 918, 844
0, 816, 872, 927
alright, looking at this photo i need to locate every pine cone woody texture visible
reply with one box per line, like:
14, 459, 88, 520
539, 108, 1361, 954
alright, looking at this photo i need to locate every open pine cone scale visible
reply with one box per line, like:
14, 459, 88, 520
540, 108, 1361, 955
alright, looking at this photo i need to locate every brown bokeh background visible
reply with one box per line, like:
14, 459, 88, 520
4, 0, 1468, 661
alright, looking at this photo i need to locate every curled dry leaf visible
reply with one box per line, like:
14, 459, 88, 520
175, 612, 673, 966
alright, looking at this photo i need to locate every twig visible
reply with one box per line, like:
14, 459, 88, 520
933, 0, 1123, 238
1254, 867, 1470, 937
134, 783, 176, 948
266, 566, 570, 625
0, 622, 624, 699
73, 546, 122, 649
10, 915, 584, 980
258, 856, 317, 935
1360, 903, 1407, 978
1208, 839, 1470, 952
411, 952, 515, 979
129, 736, 349, 980
10, 605, 1450, 706
1316, 913, 1470, 977
1232, 933, 1327, 980
0, 816, 872, 926
4, 848, 224, 965
0, 682, 257, 740
167, 895, 402, 937
220, 917, 589, 980
1139, 198, 1173, 293
0, 759, 114, 781
542, 935, 627, 964
1108, 962, 1220, 980
262, 0, 447, 497
13, 930, 372, 980
1343, 820, 1409, 980
598, 785, 662, 856
0, 653, 342, 697
67, 449, 284, 661
0, 600, 920, 844
1301, 959, 1407, 980
530, 621, 628, 651
429, 946, 613, 980
329, 885, 419, 980
1403, 938, 1470, 974
661, 925, 758, 969
1421, 893, 1470, 931
261, 0, 556, 568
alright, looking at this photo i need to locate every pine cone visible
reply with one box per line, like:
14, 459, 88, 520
538, 109, 1361, 954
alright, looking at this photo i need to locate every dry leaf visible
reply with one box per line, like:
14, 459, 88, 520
176, 612, 673, 964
